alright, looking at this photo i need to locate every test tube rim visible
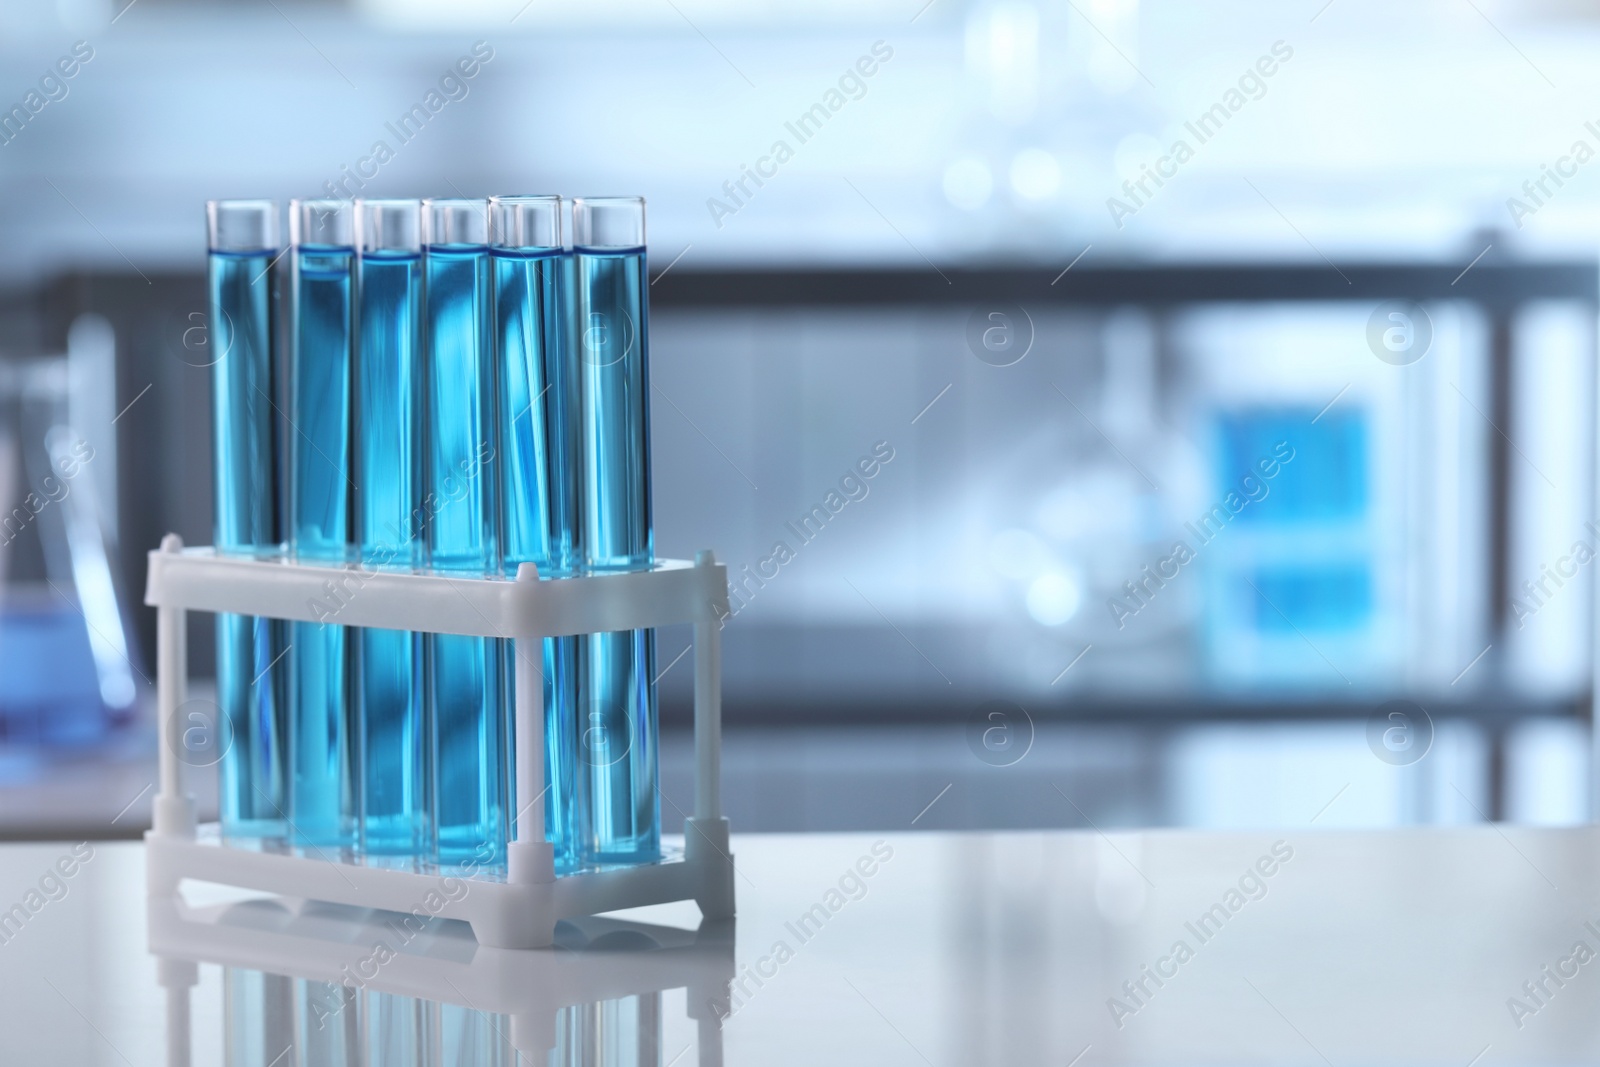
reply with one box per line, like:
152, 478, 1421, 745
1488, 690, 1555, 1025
206, 199, 280, 253
289, 197, 355, 248
488, 193, 564, 251
357, 197, 423, 255
571, 195, 646, 250
571, 195, 646, 206
422, 197, 490, 247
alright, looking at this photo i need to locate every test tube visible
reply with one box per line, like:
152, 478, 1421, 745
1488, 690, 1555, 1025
490, 194, 578, 872
571, 196, 659, 867
423, 197, 507, 866
354, 199, 427, 857
207, 199, 288, 840
288, 198, 356, 849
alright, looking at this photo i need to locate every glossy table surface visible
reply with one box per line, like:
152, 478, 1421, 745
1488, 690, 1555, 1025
2, 825, 1599, 1064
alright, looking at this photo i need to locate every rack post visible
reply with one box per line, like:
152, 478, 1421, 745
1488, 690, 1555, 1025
687, 549, 735, 920
151, 533, 195, 842
505, 562, 556, 948
508, 564, 556, 883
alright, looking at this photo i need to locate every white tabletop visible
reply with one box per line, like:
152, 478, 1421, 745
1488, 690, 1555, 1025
0, 826, 1595, 1064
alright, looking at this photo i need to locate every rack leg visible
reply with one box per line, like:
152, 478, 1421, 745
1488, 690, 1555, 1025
152, 533, 195, 843
690, 550, 734, 920
693, 550, 723, 823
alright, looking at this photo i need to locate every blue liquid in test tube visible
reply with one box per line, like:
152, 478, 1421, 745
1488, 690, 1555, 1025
424, 198, 507, 867
288, 198, 356, 849
490, 195, 578, 872
354, 200, 427, 857
207, 199, 287, 840
572, 196, 659, 867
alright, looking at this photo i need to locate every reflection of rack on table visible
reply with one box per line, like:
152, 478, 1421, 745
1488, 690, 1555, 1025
149, 893, 736, 1061
143, 534, 736, 949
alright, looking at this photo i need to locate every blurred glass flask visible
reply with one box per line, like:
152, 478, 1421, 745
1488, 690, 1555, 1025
0, 355, 137, 776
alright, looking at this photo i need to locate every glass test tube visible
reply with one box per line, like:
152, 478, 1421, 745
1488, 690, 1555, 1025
423, 198, 507, 866
490, 195, 578, 872
288, 198, 356, 849
354, 199, 427, 857
207, 199, 288, 840
572, 196, 659, 867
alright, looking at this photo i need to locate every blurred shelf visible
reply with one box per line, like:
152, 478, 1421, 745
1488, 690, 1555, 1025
671, 692, 1588, 727
0, 729, 216, 842
650, 261, 1600, 308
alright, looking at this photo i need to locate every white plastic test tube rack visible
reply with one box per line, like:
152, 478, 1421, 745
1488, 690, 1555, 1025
143, 534, 736, 950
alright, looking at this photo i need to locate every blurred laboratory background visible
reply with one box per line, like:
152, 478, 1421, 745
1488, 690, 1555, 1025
1, 0, 1596, 837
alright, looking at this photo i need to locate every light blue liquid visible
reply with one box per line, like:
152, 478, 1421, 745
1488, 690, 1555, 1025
574, 247, 658, 866
354, 250, 426, 856
425, 243, 507, 866
576, 249, 653, 572
209, 248, 287, 839
493, 246, 578, 872
575, 628, 658, 865
290, 244, 355, 849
